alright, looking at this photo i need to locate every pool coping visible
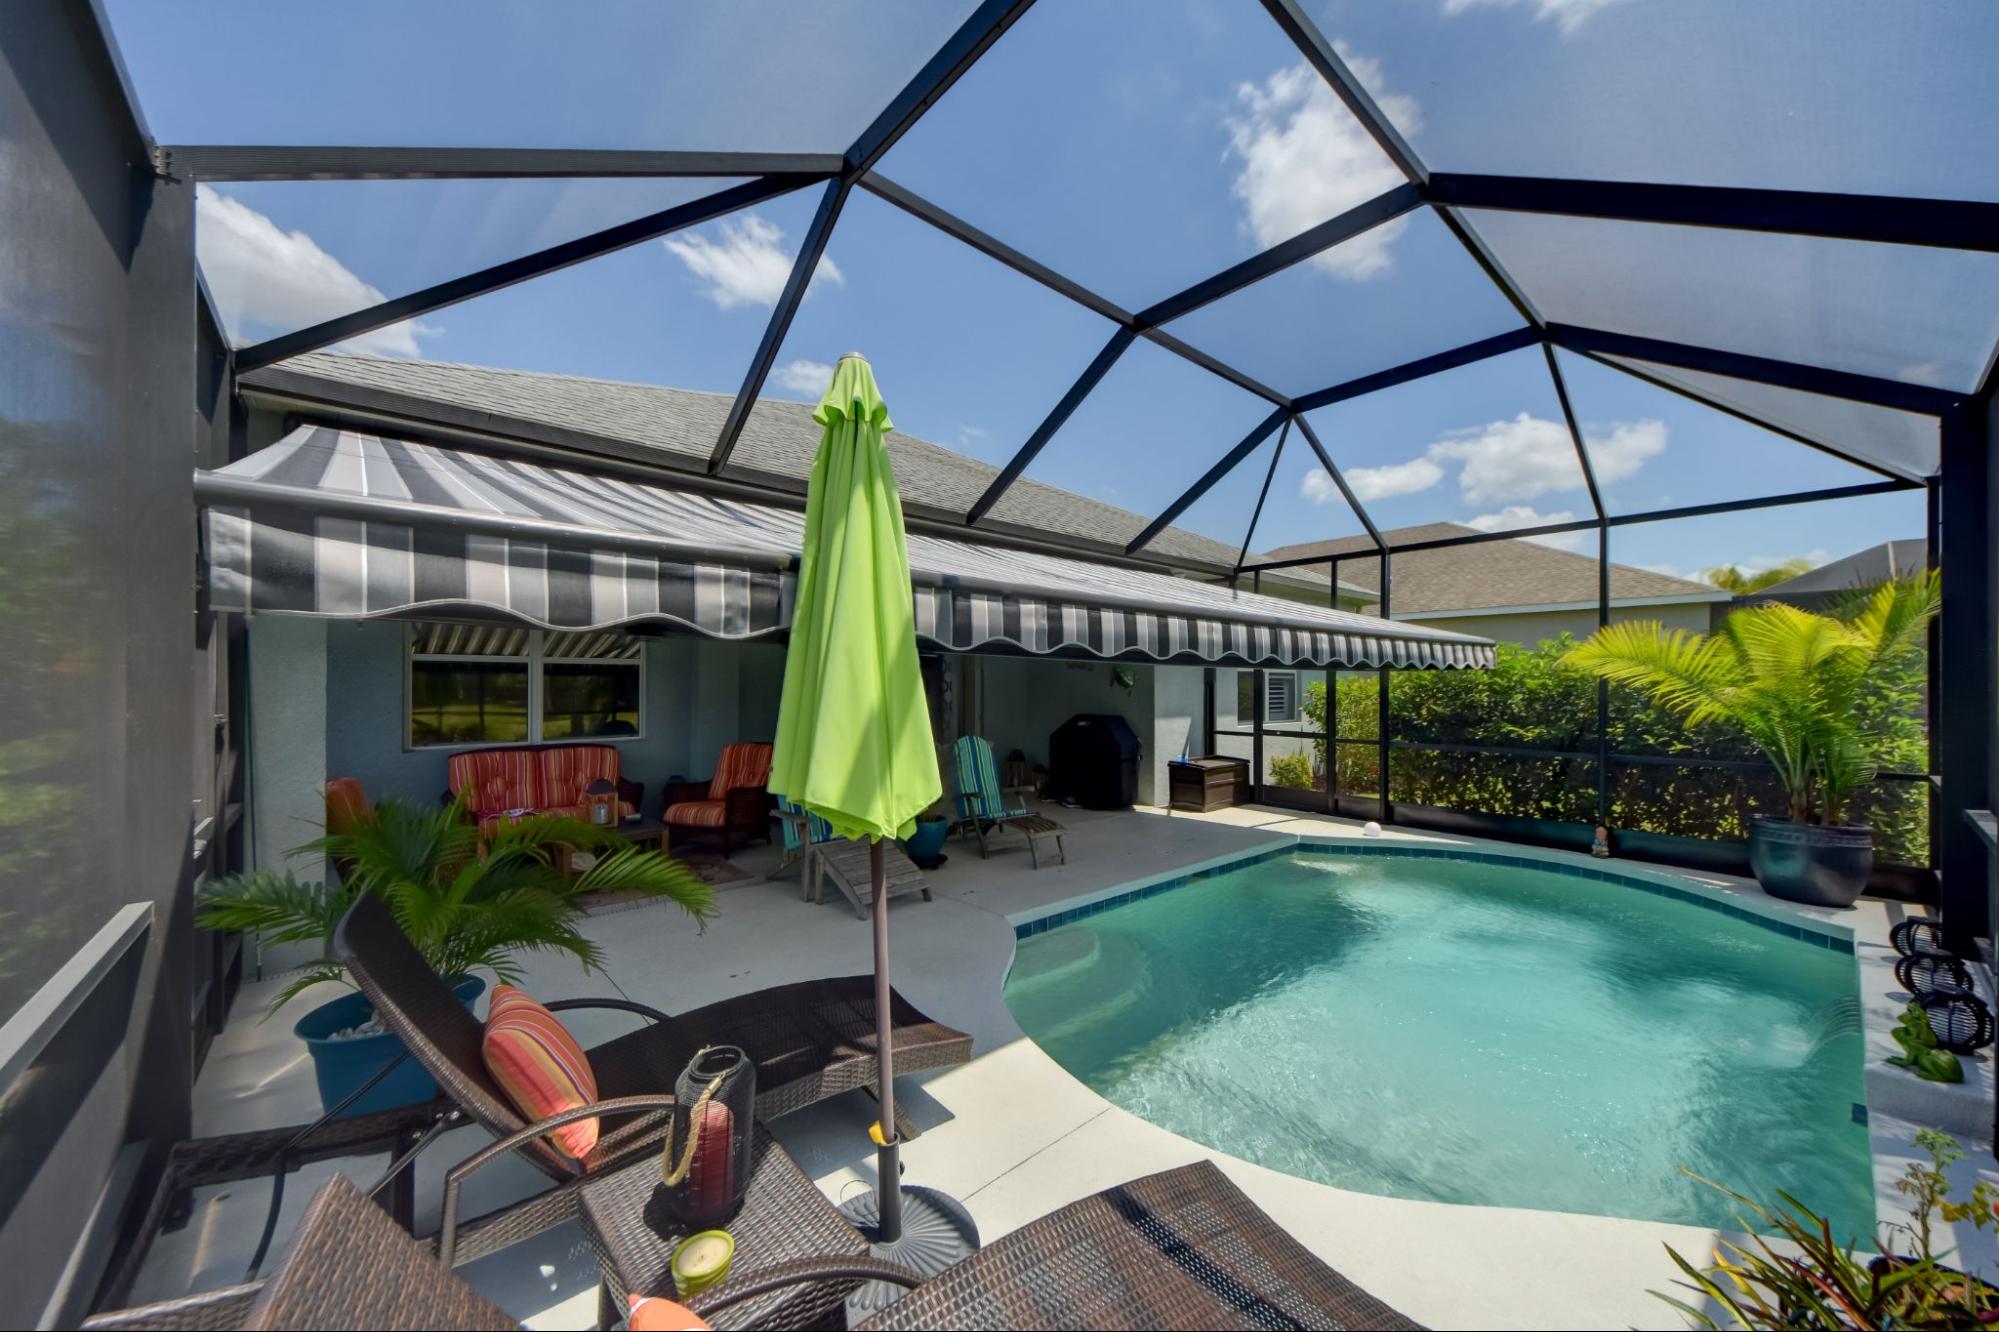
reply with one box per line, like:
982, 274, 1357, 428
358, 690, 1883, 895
1008, 834, 1858, 953
1000, 822, 1996, 1255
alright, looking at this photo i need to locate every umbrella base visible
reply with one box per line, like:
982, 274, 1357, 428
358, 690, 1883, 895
839, 1185, 979, 1318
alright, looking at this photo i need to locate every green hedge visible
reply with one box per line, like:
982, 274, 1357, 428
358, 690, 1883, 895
1276, 635, 1929, 866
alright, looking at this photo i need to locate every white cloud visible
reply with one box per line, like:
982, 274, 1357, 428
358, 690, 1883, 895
1390, 412, 1668, 507
1426, 413, 1666, 506
1338, 457, 1445, 502
662, 213, 843, 311
195, 184, 436, 357
1442, 0, 1625, 35
1223, 53, 1419, 281
772, 358, 834, 397
1466, 503, 1586, 551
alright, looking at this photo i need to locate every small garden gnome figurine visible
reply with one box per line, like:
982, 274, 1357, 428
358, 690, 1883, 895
1591, 824, 1612, 858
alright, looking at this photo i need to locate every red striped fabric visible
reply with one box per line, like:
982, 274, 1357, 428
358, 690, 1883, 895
538, 744, 620, 806
481, 984, 600, 1159
706, 742, 772, 800
449, 748, 540, 819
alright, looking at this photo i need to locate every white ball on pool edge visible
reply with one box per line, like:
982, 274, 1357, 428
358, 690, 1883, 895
1362, 821, 1382, 837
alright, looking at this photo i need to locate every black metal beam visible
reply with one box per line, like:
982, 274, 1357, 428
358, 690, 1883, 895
707, 179, 850, 474
1428, 173, 1999, 254
1293, 326, 1540, 413
845, 0, 1037, 174
1577, 347, 1917, 482
1291, 415, 1386, 551
859, 173, 1131, 325
1234, 418, 1290, 573
1126, 407, 1289, 554
1239, 476, 1920, 570
160, 145, 845, 181
861, 174, 1288, 406
233, 174, 810, 374
1134, 183, 1423, 327
968, 327, 1138, 523
1258, 0, 1424, 185
1548, 324, 1964, 415
1936, 401, 1995, 948
1541, 344, 1604, 520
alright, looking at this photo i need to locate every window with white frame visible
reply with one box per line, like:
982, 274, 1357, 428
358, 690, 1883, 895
406, 623, 644, 749
1264, 671, 1299, 724
1232, 669, 1300, 726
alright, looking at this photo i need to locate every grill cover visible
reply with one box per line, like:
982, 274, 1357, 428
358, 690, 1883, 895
1049, 714, 1143, 809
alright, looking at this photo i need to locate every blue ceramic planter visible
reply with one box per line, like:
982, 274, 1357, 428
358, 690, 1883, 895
293, 976, 485, 1117
903, 817, 950, 864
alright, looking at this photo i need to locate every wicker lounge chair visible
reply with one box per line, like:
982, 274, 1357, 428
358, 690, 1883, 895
333, 892, 971, 1257
691, 1160, 1427, 1331
662, 741, 776, 855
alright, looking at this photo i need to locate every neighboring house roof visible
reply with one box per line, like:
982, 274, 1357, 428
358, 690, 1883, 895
1752, 539, 1927, 598
237, 352, 1245, 572
1258, 523, 1728, 617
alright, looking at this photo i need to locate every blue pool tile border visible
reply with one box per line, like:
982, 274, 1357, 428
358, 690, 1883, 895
1012, 841, 1854, 953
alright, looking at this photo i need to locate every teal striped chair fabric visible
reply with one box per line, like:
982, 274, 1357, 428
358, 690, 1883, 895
952, 736, 1026, 823
776, 796, 834, 854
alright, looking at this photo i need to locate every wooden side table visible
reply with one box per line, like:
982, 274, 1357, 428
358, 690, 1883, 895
579, 1122, 868, 1330
1004, 814, 1067, 869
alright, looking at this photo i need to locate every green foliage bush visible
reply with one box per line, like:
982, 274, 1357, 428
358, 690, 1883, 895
1267, 752, 1314, 789
1295, 631, 1929, 865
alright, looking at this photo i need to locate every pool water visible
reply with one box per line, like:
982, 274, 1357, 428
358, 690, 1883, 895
1004, 851, 1874, 1238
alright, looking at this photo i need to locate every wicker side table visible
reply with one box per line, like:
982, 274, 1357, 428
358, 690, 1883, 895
579, 1123, 868, 1330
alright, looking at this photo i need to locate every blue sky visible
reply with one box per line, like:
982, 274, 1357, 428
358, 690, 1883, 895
106, 0, 1989, 580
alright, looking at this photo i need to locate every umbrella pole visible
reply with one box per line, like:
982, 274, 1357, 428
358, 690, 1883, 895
871, 837, 904, 1243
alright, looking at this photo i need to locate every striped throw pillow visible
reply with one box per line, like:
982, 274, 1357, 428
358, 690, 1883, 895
481, 985, 600, 1160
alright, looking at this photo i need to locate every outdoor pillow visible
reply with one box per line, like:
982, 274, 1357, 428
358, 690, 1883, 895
481, 984, 600, 1159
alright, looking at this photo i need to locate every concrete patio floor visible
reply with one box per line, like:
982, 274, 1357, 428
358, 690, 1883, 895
137, 802, 1999, 1330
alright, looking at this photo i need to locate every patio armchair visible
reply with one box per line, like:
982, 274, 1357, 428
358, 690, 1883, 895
331, 892, 971, 1262
688, 1159, 1425, 1331
950, 735, 1036, 858
662, 741, 775, 856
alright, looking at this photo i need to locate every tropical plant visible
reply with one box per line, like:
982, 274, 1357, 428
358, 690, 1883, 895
198, 796, 715, 1011
1657, 1130, 1999, 1330
1699, 558, 1815, 596
1560, 574, 1940, 826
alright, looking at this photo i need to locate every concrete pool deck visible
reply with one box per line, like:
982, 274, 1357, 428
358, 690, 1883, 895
147, 802, 1998, 1330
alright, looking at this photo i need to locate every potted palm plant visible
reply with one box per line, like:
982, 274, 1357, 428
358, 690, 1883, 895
199, 796, 714, 1115
1563, 573, 1939, 908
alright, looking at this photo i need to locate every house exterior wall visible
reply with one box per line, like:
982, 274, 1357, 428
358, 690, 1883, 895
245, 622, 790, 864
971, 656, 1199, 806
1398, 602, 1716, 649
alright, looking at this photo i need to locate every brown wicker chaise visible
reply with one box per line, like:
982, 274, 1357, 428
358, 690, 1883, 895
89, 1160, 1422, 1332
334, 892, 971, 1259
690, 1160, 1427, 1332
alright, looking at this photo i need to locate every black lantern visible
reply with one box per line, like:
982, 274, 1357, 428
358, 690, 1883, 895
583, 777, 618, 827
1890, 917, 1949, 958
649, 1045, 757, 1230
1895, 949, 1973, 997
1918, 986, 1994, 1054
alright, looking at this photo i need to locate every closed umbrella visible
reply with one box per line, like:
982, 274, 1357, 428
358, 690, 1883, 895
769, 352, 977, 1286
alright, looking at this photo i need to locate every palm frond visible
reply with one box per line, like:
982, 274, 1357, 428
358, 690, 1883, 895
571, 845, 717, 928
1560, 622, 1743, 725
197, 871, 357, 947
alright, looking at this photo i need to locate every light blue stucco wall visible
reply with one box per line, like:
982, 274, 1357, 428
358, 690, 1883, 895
303, 620, 785, 818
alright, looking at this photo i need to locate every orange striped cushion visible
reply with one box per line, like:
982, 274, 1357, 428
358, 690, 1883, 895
538, 744, 620, 806
664, 799, 728, 828
481, 985, 599, 1159
450, 748, 540, 818
707, 742, 772, 800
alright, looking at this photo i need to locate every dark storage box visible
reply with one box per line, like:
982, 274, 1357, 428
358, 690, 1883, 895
1170, 756, 1250, 812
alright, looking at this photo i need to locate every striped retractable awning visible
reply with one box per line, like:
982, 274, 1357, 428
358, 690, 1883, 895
196, 427, 1494, 671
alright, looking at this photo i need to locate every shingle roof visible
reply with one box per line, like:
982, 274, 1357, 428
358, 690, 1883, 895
1754, 539, 1927, 597
239, 352, 1244, 571
1259, 523, 1725, 615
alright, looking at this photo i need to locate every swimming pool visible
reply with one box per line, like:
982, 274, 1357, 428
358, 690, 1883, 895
1004, 847, 1874, 1238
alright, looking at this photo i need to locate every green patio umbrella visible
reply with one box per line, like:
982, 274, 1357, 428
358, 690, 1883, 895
770, 353, 975, 1279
